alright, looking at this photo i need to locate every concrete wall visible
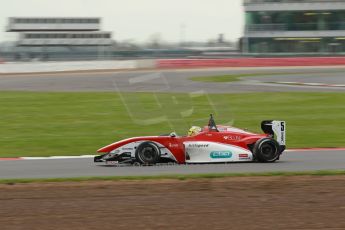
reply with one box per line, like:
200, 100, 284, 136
0, 60, 156, 74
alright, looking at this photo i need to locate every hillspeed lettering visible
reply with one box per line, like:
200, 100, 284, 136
188, 144, 209, 148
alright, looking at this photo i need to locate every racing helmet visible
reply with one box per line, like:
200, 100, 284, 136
188, 126, 202, 136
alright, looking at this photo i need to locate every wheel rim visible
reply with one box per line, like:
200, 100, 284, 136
139, 146, 157, 163
143, 147, 154, 160
260, 142, 277, 160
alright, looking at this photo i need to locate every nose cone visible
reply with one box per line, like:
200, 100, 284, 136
97, 143, 119, 153
97, 138, 134, 153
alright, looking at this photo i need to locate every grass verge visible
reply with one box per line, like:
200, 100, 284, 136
0, 91, 344, 157
1, 170, 345, 184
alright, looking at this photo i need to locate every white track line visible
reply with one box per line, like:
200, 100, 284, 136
275, 81, 345, 88
21, 155, 96, 160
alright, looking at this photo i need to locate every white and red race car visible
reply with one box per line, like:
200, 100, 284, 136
94, 115, 286, 165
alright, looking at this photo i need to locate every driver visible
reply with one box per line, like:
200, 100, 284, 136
188, 126, 202, 136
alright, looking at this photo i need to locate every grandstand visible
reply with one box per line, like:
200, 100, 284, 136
7, 17, 100, 32
18, 32, 112, 46
6, 17, 113, 47
243, 0, 345, 53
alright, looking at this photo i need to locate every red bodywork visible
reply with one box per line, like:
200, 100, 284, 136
97, 125, 268, 164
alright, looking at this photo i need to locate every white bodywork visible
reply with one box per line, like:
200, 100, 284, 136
103, 140, 254, 164
104, 141, 177, 162
184, 141, 253, 163
218, 126, 254, 135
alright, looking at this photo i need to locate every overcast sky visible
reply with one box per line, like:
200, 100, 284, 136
0, 0, 244, 43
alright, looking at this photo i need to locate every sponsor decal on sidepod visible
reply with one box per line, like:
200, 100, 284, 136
210, 151, 233, 159
239, 153, 250, 159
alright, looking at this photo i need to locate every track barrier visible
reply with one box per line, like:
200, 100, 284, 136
157, 57, 345, 68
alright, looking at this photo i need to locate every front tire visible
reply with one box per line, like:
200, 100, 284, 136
135, 142, 161, 165
253, 138, 280, 163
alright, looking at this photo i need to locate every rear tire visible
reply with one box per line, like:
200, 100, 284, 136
253, 138, 280, 163
135, 142, 161, 165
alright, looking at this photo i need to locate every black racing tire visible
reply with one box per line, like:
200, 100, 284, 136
253, 138, 280, 163
135, 142, 161, 165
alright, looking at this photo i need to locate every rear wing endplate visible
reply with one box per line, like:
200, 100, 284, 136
261, 120, 286, 146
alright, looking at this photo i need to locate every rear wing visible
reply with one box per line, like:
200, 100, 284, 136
261, 120, 286, 146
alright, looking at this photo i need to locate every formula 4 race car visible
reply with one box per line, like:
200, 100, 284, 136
94, 115, 286, 165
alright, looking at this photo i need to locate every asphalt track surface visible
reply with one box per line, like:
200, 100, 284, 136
0, 66, 345, 93
0, 150, 344, 179
0, 66, 344, 179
